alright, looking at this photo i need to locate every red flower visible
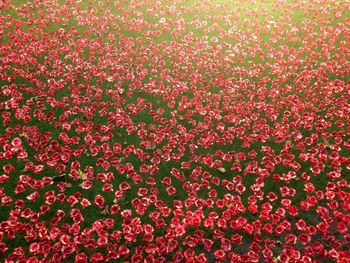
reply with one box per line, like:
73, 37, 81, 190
59, 235, 71, 246
118, 246, 130, 258
97, 236, 108, 246
166, 186, 176, 196
244, 224, 254, 235
167, 238, 178, 252
119, 182, 130, 192
132, 174, 142, 184
231, 162, 242, 172
304, 182, 315, 193
161, 177, 172, 186
202, 238, 213, 251
137, 187, 148, 197
94, 195, 105, 209
90, 252, 104, 263
69, 223, 80, 235
173, 251, 184, 263
299, 233, 311, 245
11, 137, 22, 147
62, 245, 75, 258
217, 218, 227, 229
102, 183, 113, 192
221, 238, 232, 251
184, 248, 195, 260
3, 164, 14, 174
235, 183, 246, 195
175, 224, 185, 236
29, 242, 40, 255
281, 199, 291, 207
194, 253, 207, 263
0, 175, 10, 184
337, 221, 348, 234
266, 192, 278, 202
75, 253, 88, 263
316, 206, 329, 219
80, 198, 91, 208
184, 236, 197, 248
214, 249, 226, 261
145, 177, 156, 185
131, 254, 143, 263
139, 164, 149, 174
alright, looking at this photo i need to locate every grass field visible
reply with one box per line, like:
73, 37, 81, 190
0, 0, 350, 262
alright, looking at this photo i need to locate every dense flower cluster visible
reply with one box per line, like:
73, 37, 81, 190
0, 0, 350, 262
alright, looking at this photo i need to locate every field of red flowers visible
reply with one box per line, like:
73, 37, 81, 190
0, 0, 349, 262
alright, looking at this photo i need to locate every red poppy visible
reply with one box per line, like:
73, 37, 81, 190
90, 252, 104, 263
131, 174, 142, 184
167, 238, 178, 253
299, 233, 311, 245
184, 236, 197, 248
29, 242, 40, 255
161, 177, 172, 186
145, 177, 156, 185
260, 221, 272, 233
11, 137, 22, 147
139, 164, 149, 174
221, 237, 232, 251
3, 164, 15, 174
217, 218, 227, 229
131, 254, 143, 263
94, 195, 105, 209
202, 238, 213, 251
173, 251, 184, 263
119, 182, 130, 192
102, 183, 113, 192
214, 249, 226, 261
0, 175, 10, 184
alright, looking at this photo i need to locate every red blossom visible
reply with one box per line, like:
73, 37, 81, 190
94, 195, 105, 209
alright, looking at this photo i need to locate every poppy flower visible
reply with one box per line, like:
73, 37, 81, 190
139, 164, 149, 174
299, 233, 311, 245
94, 195, 105, 209
235, 184, 246, 195
214, 249, 226, 261
90, 252, 104, 263
145, 177, 156, 185
75, 253, 88, 263
11, 137, 22, 147
119, 182, 130, 192
3, 164, 15, 174
221, 237, 232, 251
0, 175, 10, 184
132, 174, 142, 184
217, 218, 227, 229
183, 236, 197, 248
161, 177, 172, 186
80, 198, 91, 209
202, 238, 213, 251
173, 251, 184, 263
181, 161, 191, 169
174, 225, 185, 237
102, 183, 113, 192
29, 242, 40, 255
